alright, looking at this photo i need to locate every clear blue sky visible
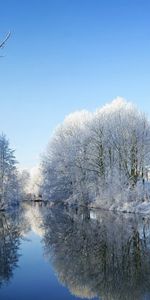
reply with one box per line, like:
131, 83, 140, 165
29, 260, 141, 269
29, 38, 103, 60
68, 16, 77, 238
0, 0, 150, 168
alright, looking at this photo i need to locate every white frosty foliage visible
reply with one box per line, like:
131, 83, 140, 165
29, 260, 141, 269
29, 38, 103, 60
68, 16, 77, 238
39, 98, 150, 213
0, 134, 24, 209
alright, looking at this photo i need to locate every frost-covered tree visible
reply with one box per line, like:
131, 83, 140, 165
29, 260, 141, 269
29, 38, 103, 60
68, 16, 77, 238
40, 110, 92, 202
89, 99, 150, 187
40, 98, 150, 207
0, 134, 20, 209
18, 169, 31, 199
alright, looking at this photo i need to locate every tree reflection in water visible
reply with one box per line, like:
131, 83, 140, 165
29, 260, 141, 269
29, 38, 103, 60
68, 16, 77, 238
1, 203, 150, 300
0, 207, 27, 288
43, 206, 150, 300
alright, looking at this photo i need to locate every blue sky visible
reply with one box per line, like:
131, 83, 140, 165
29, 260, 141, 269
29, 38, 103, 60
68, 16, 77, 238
0, 0, 150, 168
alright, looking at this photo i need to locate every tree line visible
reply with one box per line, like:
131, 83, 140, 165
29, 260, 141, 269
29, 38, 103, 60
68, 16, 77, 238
40, 98, 150, 206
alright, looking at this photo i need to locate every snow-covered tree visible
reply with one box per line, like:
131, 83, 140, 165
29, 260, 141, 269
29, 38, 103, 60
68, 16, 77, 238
40, 98, 150, 207
40, 110, 92, 202
0, 134, 20, 209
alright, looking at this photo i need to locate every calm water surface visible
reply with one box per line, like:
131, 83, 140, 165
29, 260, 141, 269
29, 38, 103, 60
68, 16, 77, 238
0, 203, 150, 300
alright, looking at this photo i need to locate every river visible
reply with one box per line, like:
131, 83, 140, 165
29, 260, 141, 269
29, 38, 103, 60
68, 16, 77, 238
0, 203, 150, 300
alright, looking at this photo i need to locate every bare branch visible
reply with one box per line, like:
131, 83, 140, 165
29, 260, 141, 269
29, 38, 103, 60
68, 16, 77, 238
0, 31, 11, 48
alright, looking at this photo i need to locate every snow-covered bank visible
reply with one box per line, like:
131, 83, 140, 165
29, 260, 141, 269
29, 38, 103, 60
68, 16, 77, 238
89, 180, 150, 214
90, 193, 150, 215
91, 200, 150, 214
